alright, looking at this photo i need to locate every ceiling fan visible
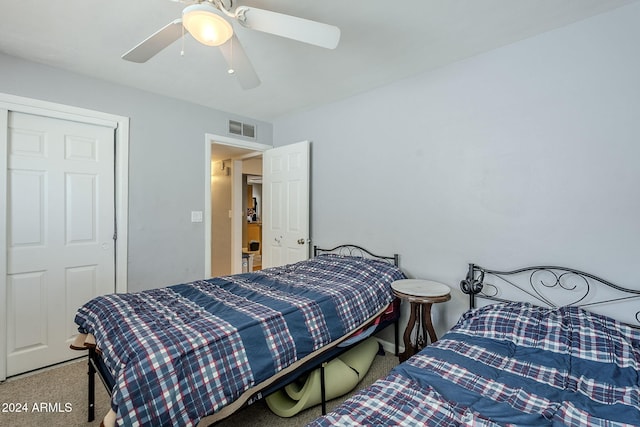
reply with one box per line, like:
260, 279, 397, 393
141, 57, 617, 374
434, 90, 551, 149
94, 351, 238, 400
121, 0, 341, 90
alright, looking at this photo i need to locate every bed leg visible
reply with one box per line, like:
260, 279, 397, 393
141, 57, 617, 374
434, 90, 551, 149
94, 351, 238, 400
88, 349, 96, 422
394, 319, 399, 356
320, 362, 327, 415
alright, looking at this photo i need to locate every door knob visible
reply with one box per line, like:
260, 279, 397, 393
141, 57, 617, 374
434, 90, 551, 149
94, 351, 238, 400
297, 238, 306, 245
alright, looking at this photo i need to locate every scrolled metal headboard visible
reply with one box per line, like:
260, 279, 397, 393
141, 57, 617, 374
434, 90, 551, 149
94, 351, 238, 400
460, 263, 640, 327
313, 244, 399, 267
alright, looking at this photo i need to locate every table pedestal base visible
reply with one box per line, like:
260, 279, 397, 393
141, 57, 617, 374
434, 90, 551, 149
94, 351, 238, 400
398, 301, 438, 362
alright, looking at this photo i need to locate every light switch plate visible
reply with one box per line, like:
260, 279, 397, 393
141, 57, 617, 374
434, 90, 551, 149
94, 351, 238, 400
191, 211, 203, 223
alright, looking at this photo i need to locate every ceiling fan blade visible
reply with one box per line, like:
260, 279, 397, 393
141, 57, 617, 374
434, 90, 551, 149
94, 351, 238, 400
122, 19, 184, 63
218, 34, 261, 90
235, 6, 340, 49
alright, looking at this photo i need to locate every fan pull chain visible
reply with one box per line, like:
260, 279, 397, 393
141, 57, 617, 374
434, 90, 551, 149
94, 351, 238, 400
228, 37, 235, 74
181, 24, 185, 56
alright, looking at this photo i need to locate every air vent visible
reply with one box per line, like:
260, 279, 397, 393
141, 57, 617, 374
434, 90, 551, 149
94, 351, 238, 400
229, 120, 256, 139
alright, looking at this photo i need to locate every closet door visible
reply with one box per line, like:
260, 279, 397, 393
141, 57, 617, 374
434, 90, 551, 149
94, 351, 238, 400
5, 111, 116, 376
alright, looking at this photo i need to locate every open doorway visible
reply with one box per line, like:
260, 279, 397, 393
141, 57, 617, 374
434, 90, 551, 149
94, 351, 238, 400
205, 134, 271, 277
242, 161, 263, 272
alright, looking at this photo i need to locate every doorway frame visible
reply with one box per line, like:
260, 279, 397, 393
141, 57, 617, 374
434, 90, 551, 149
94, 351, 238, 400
204, 133, 271, 277
0, 93, 129, 380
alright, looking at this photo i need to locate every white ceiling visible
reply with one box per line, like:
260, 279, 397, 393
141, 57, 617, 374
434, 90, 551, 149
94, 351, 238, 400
1, 0, 636, 121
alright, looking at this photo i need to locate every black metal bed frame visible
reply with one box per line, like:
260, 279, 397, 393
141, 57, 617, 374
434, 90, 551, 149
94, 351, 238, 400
460, 263, 640, 327
314, 244, 400, 267
85, 244, 401, 424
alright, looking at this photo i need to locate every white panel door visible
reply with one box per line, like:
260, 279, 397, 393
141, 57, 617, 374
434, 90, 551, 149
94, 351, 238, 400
6, 112, 115, 376
262, 141, 310, 268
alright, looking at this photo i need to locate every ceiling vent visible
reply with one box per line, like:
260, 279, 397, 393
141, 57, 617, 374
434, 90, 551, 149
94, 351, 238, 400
229, 120, 256, 139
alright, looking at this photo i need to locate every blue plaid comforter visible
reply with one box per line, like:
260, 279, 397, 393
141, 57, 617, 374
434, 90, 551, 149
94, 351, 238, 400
309, 302, 640, 426
74, 254, 405, 427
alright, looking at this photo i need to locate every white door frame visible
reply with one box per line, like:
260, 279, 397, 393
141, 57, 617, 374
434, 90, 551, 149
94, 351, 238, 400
0, 93, 129, 380
204, 134, 271, 277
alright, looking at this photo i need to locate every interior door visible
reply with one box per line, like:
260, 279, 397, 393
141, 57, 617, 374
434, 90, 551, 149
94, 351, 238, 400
5, 111, 115, 376
262, 141, 310, 268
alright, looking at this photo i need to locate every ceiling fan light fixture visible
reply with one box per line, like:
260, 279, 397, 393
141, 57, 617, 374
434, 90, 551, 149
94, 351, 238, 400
182, 4, 233, 47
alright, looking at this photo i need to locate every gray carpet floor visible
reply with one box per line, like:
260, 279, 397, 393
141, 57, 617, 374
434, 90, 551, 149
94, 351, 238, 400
0, 349, 398, 426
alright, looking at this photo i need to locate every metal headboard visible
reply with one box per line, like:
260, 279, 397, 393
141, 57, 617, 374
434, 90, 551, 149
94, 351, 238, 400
313, 244, 399, 267
460, 263, 640, 327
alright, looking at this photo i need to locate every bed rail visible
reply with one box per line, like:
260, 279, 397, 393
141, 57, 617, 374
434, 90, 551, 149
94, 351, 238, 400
313, 244, 399, 267
460, 263, 640, 327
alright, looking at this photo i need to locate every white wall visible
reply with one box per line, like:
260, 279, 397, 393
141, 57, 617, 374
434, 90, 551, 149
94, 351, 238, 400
273, 2, 640, 334
0, 53, 273, 292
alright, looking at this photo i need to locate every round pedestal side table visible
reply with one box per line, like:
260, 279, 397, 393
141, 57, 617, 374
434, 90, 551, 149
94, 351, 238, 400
391, 279, 451, 362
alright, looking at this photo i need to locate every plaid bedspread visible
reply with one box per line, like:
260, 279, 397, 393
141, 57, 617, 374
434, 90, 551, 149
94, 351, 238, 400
309, 302, 640, 426
74, 254, 405, 427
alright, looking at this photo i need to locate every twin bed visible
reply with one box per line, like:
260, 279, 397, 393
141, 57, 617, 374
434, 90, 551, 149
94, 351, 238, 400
311, 264, 640, 426
74, 249, 640, 426
73, 245, 405, 426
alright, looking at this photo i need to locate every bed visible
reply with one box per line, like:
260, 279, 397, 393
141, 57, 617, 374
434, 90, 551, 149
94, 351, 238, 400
308, 264, 640, 426
71, 244, 405, 427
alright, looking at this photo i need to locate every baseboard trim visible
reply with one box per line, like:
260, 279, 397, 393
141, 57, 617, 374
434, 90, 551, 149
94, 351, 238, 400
376, 337, 404, 356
